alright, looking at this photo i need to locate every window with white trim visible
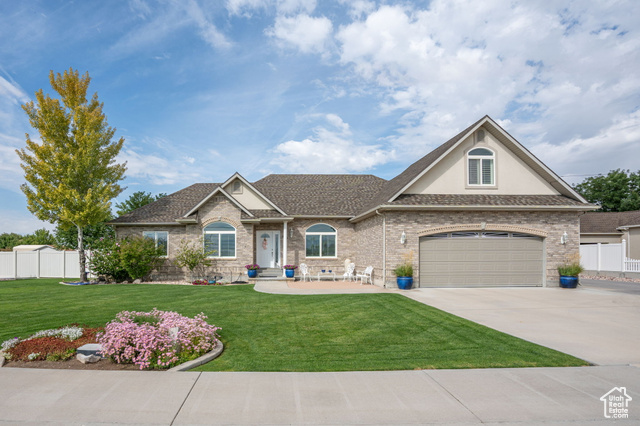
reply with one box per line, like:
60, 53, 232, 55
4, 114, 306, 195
468, 147, 495, 186
305, 224, 337, 257
203, 222, 236, 257
143, 231, 168, 256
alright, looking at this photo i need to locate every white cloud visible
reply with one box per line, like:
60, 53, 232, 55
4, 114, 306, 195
227, 0, 316, 16
184, 0, 232, 49
271, 114, 393, 173
0, 208, 55, 234
532, 110, 640, 179
118, 149, 202, 185
267, 13, 332, 54
332, 0, 640, 167
110, 0, 231, 57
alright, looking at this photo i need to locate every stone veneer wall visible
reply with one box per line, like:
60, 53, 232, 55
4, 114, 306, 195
116, 197, 254, 281
285, 219, 357, 276
382, 210, 581, 288
354, 214, 384, 285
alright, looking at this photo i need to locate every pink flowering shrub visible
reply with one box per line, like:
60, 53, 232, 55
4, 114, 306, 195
98, 309, 221, 370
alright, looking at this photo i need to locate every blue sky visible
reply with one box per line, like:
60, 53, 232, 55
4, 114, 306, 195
1, 0, 639, 234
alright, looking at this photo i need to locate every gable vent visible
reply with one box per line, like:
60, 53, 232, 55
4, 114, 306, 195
476, 129, 485, 142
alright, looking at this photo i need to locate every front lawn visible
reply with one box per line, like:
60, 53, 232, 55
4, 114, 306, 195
0, 279, 589, 371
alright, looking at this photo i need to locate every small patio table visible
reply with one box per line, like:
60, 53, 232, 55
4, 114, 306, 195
317, 270, 336, 281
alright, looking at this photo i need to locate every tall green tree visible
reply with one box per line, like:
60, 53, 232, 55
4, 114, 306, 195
16, 68, 127, 281
0, 233, 23, 250
115, 191, 167, 216
574, 169, 640, 212
20, 228, 57, 246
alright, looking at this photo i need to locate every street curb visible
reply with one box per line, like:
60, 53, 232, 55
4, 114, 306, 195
167, 341, 224, 372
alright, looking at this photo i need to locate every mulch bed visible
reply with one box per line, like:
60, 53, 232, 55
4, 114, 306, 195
2, 326, 140, 371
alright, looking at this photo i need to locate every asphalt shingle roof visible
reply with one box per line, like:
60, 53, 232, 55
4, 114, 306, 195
253, 174, 388, 216
110, 183, 218, 223
580, 210, 640, 233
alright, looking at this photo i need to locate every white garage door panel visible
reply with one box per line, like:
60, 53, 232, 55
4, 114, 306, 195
419, 233, 543, 287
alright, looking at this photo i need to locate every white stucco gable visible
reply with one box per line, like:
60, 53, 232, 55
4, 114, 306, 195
404, 125, 561, 195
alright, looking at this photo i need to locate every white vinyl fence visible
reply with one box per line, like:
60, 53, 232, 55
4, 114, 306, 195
580, 239, 640, 272
0, 250, 90, 279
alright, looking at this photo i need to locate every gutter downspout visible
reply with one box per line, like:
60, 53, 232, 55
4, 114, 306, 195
376, 210, 386, 288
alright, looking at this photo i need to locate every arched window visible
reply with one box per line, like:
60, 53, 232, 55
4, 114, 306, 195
305, 224, 337, 257
203, 222, 236, 257
468, 147, 495, 186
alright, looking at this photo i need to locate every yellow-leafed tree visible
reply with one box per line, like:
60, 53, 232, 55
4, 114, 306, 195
17, 68, 127, 281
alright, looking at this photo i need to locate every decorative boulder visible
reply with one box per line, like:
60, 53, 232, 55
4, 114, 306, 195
77, 353, 101, 364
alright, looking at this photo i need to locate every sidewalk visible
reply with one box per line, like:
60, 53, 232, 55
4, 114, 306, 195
1, 365, 637, 424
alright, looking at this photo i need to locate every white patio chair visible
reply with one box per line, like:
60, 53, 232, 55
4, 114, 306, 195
342, 262, 355, 281
356, 266, 373, 285
299, 263, 311, 282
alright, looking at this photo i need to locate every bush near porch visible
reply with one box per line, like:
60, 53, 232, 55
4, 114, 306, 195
0, 279, 588, 371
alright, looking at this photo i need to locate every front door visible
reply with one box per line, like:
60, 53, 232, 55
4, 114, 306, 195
256, 231, 280, 268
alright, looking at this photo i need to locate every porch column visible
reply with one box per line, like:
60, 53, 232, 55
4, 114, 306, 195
283, 222, 288, 277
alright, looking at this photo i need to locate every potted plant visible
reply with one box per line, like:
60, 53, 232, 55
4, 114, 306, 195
283, 264, 297, 278
394, 263, 414, 290
245, 264, 260, 278
557, 254, 584, 288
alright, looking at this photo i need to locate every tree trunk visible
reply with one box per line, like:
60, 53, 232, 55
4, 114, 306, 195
77, 224, 87, 282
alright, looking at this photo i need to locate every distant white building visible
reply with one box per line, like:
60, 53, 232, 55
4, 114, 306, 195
12, 245, 58, 252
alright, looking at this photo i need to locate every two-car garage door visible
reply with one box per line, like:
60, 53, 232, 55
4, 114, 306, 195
419, 231, 544, 287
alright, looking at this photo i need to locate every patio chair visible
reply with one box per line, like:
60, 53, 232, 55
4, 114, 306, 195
342, 262, 355, 281
356, 266, 373, 285
299, 263, 311, 282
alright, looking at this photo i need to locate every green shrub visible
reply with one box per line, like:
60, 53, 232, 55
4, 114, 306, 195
173, 238, 215, 279
393, 263, 413, 277
88, 237, 130, 282
557, 262, 584, 276
119, 236, 165, 280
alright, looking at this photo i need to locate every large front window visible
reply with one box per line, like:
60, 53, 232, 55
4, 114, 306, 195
305, 224, 336, 257
143, 231, 168, 256
468, 147, 495, 186
203, 222, 236, 257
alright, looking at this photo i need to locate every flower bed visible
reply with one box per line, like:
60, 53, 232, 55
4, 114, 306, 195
1, 326, 102, 362
98, 309, 221, 370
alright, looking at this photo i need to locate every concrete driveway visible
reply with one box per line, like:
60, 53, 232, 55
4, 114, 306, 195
403, 284, 640, 366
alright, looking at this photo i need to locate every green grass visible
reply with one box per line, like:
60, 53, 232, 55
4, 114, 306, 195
0, 278, 589, 371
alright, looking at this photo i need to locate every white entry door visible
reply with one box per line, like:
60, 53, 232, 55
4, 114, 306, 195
256, 231, 280, 268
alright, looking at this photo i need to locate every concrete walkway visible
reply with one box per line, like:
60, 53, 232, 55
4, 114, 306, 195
1, 365, 637, 424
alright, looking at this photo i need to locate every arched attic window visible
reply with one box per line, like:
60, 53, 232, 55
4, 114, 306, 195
468, 147, 495, 186
203, 222, 236, 257
305, 224, 337, 257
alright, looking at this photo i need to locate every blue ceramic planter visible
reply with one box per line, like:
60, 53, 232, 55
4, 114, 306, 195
247, 269, 258, 278
559, 275, 578, 288
396, 277, 413, 290
285, 269, 295, 278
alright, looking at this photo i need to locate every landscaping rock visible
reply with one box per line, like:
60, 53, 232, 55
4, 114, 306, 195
133, 279, 142, 284
77, 353, 101, 364
77, 343, 103, 357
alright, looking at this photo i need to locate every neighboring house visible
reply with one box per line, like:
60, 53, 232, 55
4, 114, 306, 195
580, 210, 640, 259
110, 116, 596, 288
12, 245, 58, 252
